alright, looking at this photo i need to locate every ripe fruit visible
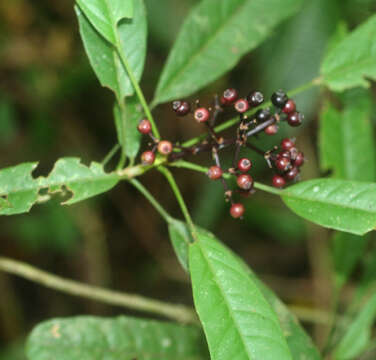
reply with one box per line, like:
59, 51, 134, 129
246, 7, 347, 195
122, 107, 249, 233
141, 151, 155, 165
137, 119, 152, 134
220, 88, 238, 105
287, 112, 304, 127
275, 157, 290, 172
172, 100, 190, 116
271, 89, 288, 108
247, 91, 264, 107
264, 124, 278, 135
230, 203, 245, 218
207, 165, 223, 180
157, 140, 173, 155
282, 99, 296, 114
194, 107, 210, 123
234, 98, 249, 113
278, 150, 291, 160
255, 108, 271, 122
285, 166, 299, 180
237, 174, 253, 190
294, 152, 304, 167
281, 138, 295, 151
272, 175, 286, 188
237, 158, 252, 173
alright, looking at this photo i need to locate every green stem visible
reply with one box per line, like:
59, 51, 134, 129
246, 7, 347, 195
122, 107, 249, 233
102, 144, 120, 166
114, 36, 161, 139
158, 166, 197, 240
129, 179, 172, 223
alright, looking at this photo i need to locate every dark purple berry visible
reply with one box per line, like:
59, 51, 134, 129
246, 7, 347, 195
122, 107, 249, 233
271, 89, 288, 108
234, 98, 250, 113
287, 112, 304, 127
285, 166, 299, 181
264, 124, 278, 135
255, 108, 271, 122
237, 174, 253, 190
282, 99, 296, 114
220, 88, 238, 105
194, 107, 210, 123
281, 138, 295, 151
230, 203, 245, 218
157, 140, 173, 155
137, 119, 152, 134
247, 91, 264, 107
294, 152, 304, 167
237, 158, 252, 173
141, 151, 155, 165
272, 175, 286, 188
275, 157, 290, 172
207, 166, 223, 180
172, 100, 190, 116
278, 150, 291, 160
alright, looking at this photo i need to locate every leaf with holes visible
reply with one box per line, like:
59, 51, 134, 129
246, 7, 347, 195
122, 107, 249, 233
153, 0, 304, 105
76, 0, 133, 44
26, 316, 209, 360
281, 179, 376, 235
189, 230, 292, 360
0, 158, 120, 216
320, 14, 376, 91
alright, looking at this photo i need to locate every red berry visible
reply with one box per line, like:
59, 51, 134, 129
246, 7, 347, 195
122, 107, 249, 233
282, 99, 296, 114
289, 147, 298, 160
264, 124, 278, 135
137, 119, 152, 134
234, 99, 249, 113
285, 166, 299, 180
294, 152, 304, 167
278, 150, 291, 160
237, 158, 252, 173
247, 91, 264, 107
237, 174, 253, 190
194, 107, 210, 123
272, 175, 286, 188
230, 203, 245, 218
281, 138, 295, 151
207, 166, 223, 180
275, 157, 290, 172
172, 100, 190, 116
220, 88, 238, 105
141, 151, 155, 165
287, 112, 304, 127
157, 140, 173, 155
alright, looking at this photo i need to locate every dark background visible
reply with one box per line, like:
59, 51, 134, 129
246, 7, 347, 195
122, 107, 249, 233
1, 0, 376, 357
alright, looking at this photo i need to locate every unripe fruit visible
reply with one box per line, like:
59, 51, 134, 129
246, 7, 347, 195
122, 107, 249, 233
194, 107, 210, 123
272, 175, 286, 188
294, 152, 304, 167
237, 174, 253, 190
264, 124, 278, 135
237, 158, 252, 173
230, 203, 245, 218
278, 150, 291, 160
157, 140, 173, 155
281, 138, 295, 151
220, 88, 238, 105
285, 166, 299, 180
172, 100, 190, 116
207, 166, 223, 180
275, 157, 290, 172
282, 99, 296, 114
287, 111, 304, 127
247, 91, 264, 107
234, 98, 250, 113
137, 119, 152, 134
141, 151, 155, 165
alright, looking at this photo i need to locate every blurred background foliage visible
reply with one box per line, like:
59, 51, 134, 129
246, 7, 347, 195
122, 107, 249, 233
1, 0, 376, 358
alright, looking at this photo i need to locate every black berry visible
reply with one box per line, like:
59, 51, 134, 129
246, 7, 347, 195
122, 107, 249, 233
255, 108, 271, 122
247, 91, 264, 107
271, 89, 288, 108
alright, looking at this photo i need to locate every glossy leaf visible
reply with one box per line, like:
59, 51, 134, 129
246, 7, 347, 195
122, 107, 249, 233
333, 293, 376, 359
168, 219, 192, 272
26, 316, 208, 360
281, 179, 376, 235
76, 1, 147, 101
154, 0, 304, 104
76, 0, 133, 44
189, 230, 292, 360
0, 158, 119, 215
113, 96, 143, 161
320, 14, 376, 91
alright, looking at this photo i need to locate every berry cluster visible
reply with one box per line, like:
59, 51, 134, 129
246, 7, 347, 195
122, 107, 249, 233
137, 88, 305, 219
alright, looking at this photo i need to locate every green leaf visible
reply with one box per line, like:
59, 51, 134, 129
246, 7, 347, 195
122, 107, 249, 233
319, 90, 375, 181
76, 0, 133, 44
26, 316, 208, 360
281, 179, 376, 235
320, 14, 376, 92
168, 219, 192, 272
113, 96, 143, 161
189, 230, 292, 360
334, 293, 376, 359
0, 158, 119, 215
76, 1, 146, 101
153, 0, 304, 105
